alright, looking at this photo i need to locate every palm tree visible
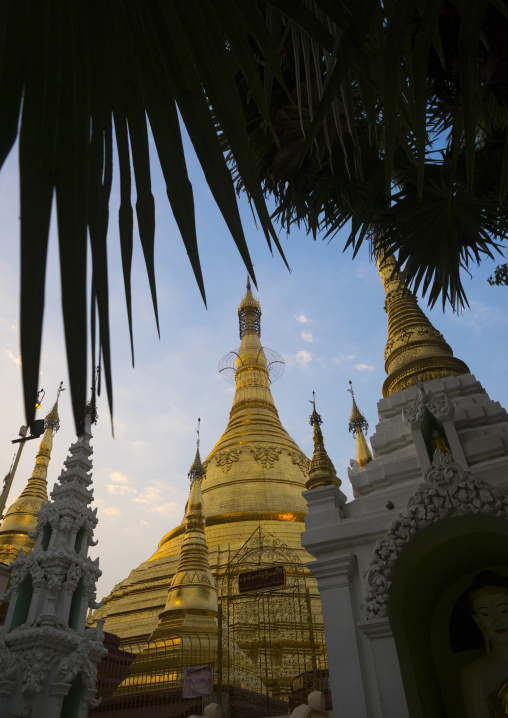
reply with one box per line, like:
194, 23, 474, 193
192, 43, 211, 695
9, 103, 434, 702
1, 0, 507, 428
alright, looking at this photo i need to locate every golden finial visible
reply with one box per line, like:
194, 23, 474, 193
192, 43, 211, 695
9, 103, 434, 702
85, 367, 100, 424
238, 276, 261, 338
189, 418, 206, 482
376, 249, 469, 396
306, 393, 341, 490
347, 381, 373, 469
309, 391, 323, 427
347, 381, 369, 436
44, 381, 65, 433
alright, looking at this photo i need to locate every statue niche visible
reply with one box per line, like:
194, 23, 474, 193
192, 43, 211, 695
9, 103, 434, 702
461, 572, 508, 718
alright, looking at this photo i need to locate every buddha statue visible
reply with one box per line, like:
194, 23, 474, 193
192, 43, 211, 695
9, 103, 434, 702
462, 572, 508, 717
431, 428, 450, 457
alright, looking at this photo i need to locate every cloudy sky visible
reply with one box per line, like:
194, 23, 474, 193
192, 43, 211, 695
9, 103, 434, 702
1, 130, 507, 601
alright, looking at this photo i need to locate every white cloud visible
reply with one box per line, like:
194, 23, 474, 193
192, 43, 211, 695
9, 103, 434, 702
4, 349, 21, 366
133, 481, 181, 515
454, 300, 508, 331
354, 363, 374, 372
333, 353, 356, 367
105, 484, 136, 496
109, 471, 129, 484
295, 314, 310, 324
296, 350, 314, 366
301, 331, 313, 343
103, 506, 121, 517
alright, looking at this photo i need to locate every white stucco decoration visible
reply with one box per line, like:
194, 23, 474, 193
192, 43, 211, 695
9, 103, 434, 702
0, 411, 107, 717
363, 450, 508, 619
402, 378, 454, 425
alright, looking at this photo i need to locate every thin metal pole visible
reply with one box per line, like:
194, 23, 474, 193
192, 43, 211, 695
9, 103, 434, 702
217, 600, 223, 707
0, 440, 26, 521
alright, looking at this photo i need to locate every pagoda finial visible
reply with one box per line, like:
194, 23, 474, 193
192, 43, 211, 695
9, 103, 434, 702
238, 276, 261, 338
347, 381, 373, 469
376, 249, 469, 396
85, 367, 100, 425
189, 418, 206, 482
309, 391, 323, 427
306, 395, 341, 491
347, 381, 369, 436
44, 380, 65, 433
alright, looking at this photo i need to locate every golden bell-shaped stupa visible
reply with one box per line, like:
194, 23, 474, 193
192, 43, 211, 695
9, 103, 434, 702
93, 280, 321, 646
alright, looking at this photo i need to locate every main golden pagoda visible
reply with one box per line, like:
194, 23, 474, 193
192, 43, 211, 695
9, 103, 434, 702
94, 280, 325, 650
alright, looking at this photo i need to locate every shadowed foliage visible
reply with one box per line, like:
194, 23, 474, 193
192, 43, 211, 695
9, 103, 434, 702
1, 0, 508, 429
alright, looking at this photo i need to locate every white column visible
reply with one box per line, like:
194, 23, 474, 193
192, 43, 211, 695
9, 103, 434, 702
309, 554, 369, 718
358, 617, 409, 718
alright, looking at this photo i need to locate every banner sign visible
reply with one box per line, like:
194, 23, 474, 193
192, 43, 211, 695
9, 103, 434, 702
238, 565, 285, 593
182, 665, 214, 698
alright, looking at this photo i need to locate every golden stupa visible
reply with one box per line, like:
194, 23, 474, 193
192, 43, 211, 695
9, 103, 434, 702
120, 441, 219, 691
150, 436, 218, 649
0, 389, 62, 563
94, 280, 323, 646
378, 252, 469, 396
306, 396, 342, 491
347, 381, 373, 469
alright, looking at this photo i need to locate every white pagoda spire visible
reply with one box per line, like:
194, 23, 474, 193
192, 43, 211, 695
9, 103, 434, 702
0, 405, 106, 717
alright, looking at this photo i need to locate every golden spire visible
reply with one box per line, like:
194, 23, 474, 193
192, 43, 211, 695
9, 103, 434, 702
378, 252, 469, 397
347, 381, 373, 469
238, 275, 262, 338
0, 382, 64, 563
306, 393, 341, 490
191, 278, 309, 526
150, 426, 217, 642
188, 418, 206, 481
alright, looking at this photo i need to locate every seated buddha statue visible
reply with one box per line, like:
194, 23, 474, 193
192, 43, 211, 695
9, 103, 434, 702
462, 572, 508, 718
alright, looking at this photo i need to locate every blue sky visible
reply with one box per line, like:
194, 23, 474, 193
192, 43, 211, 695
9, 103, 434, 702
1, 130, 507, 599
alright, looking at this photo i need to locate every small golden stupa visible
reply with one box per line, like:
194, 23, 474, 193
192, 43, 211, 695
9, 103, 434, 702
150, 428, 218, 650
378, 252, 469, 396
306, 394, 342, 490
347, 381, 373, 469
0, 386, 63, 563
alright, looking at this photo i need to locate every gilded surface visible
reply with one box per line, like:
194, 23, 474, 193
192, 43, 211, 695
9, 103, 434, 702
213, 449, 242, 474
150, 458, 218, 653
306, 418, 341, 490
377, 252, 469, 397
250, 444, 282, 469
347, 381, 373, 469
0, 423, 55, 564
92, 283, 324, 649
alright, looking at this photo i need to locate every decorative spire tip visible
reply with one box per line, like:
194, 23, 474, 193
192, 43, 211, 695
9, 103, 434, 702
309, 391, 323, 427
44, 381, 65, 433
189, 418, 205, 482
348, 380, 369, 436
